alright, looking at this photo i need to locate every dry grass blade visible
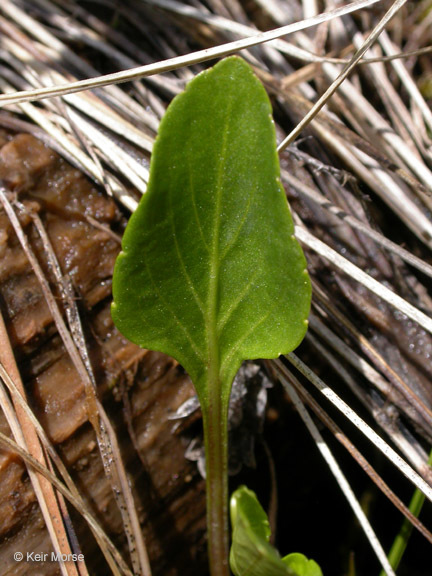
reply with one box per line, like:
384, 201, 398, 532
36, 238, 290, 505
0, 0, 380, 106
301, 120, 432, 248
283, 168, 432, 278
378, 31, 432, 134
0, 362, 134, 576
277, 369, 396, 576
0, 430, 133, 575
277, 0, 409, 150
281, 355, 432, 502
0, 315, 87, 576
142, 0, 350, 64
296, 226, 432, 334
307, 313, 432, 450
26, 208, 151, 575
310, 282, 432, 435
272, 358, 432, 544
144, 0, 432, 71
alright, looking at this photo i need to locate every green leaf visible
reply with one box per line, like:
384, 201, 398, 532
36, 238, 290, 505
111, 56, 311, 407
230, 486, 323, 576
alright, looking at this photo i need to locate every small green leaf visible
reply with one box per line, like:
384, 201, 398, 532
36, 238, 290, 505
111, 56, 311, 407
230, 486, 323, 576
282, 554, 323, 576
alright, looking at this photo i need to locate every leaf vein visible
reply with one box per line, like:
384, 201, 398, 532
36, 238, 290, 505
221, 309, 272, 374
142, 238, 205, 363
188, 153, 210, 253
220, 193, 252, 262
167, 195, 206, 315
217, 268, 260, 332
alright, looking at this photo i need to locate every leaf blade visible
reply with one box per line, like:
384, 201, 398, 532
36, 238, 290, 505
111, 56, 311, 402
230, 486, 323, 576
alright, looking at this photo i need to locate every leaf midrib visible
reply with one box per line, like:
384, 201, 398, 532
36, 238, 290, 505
206, 94, 234, 389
